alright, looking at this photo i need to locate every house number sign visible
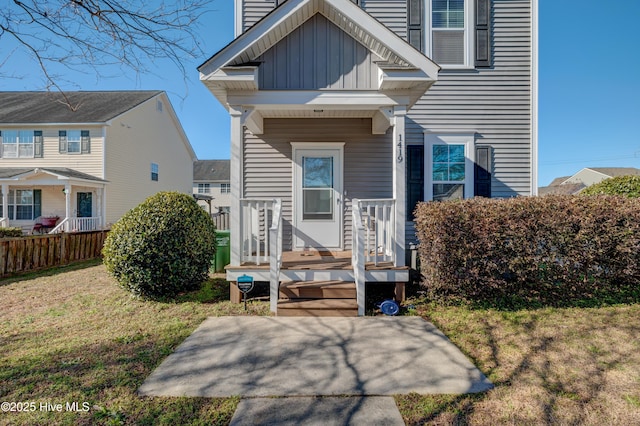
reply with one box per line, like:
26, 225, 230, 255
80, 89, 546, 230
237, 274, 254, 310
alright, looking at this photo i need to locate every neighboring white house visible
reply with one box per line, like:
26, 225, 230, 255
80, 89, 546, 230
539, 167, 640, 195
193, 159, 231, 212
0, 91, 196, 233
198, 0, 538, 315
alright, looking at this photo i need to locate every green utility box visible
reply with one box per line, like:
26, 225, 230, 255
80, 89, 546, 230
214, 230, 230, 273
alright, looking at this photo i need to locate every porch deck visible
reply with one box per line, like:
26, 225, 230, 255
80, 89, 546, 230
233, 250, 408, 271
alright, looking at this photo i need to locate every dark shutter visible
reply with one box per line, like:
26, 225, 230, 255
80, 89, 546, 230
474, 145, 492, 197
34, 131, 43, 158
475, 0, 491, 67
58, 130, 67, 153
0, 131, 2, 158
33, 189, 42, 219
407, 0, 423, 51
407, 145, 424, 220
81, 130, 91, 154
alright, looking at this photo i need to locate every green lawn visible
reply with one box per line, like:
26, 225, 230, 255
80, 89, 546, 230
1, 262, 639, 425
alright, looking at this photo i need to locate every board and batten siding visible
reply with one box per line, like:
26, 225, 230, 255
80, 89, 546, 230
104, 96, 194, 225
0, 127, 104, 178
258, 14, 378, 90
243, 118, 392, 250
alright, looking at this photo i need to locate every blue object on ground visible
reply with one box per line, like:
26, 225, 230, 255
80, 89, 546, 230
379, 300, 399, 316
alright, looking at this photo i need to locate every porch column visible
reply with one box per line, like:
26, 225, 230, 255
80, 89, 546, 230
392, 106, 407, 267
96, 187, 104, 228
229, 105, 244, 266
64, 184, 71, 220
1, 184, 8, 226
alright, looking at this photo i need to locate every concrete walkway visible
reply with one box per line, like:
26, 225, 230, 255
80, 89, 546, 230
138, 317, 492, 424
139, 316, 491, 397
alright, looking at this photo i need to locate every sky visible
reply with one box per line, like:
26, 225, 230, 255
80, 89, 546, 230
1, 1, 639, 188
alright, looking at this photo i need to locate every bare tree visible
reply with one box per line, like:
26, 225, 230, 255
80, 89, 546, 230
0, 0, 208, 102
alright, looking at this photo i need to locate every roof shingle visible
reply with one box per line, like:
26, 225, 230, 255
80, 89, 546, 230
0, 91, 163, 124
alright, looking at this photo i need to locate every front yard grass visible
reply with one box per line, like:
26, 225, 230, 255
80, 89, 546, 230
1, 262, 639, 425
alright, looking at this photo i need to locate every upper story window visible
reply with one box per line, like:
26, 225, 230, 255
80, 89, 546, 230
220, 183, 230, 194
198, 183, 210, 194
409, 0, 491, 69
0, 130, 43, 158
59, 130, 90, 154
151, 163, 159, 181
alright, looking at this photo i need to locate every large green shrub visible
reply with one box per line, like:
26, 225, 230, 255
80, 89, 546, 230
581, 175, 640, 198
415, 195, 640, 306
103, 192, 216, 299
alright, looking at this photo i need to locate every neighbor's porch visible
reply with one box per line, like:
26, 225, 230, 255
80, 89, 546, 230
0, 168, 108, 234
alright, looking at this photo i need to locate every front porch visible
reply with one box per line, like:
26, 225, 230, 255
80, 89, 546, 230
227, 198, 409, 317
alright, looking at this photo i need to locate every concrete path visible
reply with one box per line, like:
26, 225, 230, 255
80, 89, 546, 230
138, 316, 492, 397
229, 396, 405, 426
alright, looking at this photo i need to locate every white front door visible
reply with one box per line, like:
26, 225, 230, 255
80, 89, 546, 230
292, 143, 343, 250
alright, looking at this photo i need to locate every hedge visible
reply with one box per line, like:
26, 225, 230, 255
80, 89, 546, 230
0, 228, 24, 238
580, 175, 640, 198
415, 195, 640, 306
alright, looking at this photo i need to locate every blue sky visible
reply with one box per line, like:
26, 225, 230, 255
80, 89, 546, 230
2, 1, 639, 187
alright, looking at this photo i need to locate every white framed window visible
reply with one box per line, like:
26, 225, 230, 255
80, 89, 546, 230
59, 130, 90, 154
2, 189, 42, 220
425, 134, 475, 201
427, 0, 474, 68
198, 183, 210, 194
220, 183, 230, 194
1, 130, 38, 158
151, 163, 159, 181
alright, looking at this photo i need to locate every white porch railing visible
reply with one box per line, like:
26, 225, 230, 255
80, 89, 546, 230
50, 217, 102, 233
269, 199, 283, 313
352, 200, 367, 316
240, 198, 280, 265
0, 217, 7, 228
356, 198, 396, 266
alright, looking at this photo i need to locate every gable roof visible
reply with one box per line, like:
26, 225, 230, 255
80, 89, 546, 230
193, 160, 230, 181
199, 0, 438, 81
0, 91, 163, 124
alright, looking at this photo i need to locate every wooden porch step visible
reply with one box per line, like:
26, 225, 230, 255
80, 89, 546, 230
277, 298, 358, 317
279, 280, 356, 299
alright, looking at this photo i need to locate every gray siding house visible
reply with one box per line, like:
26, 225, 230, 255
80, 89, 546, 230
198, 0, 537, 316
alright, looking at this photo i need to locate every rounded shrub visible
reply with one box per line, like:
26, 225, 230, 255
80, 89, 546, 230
102, 191, 216, 299
581, 175, 640, 198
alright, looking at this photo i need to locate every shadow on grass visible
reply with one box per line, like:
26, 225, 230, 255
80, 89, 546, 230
0, 258, 104, 287
1, 328, 238, 425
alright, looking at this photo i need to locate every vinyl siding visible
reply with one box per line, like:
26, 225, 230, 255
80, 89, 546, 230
244, 118, 392, 250
406, 0, 533, 244
408, 0, 533, 199
243, 0, 276, 31
361, 0, 407, 38
0, 127, 104, 178
258, 14, 378, 90
104, 95, 194, 225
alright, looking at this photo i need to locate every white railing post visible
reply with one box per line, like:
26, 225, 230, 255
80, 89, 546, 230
352, 199, 366, 316
269, 198, 283, 313
357, 199, 396, 266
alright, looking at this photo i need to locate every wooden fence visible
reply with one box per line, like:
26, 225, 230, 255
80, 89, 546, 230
0, 230, 108, 277
212, 212, 230, 230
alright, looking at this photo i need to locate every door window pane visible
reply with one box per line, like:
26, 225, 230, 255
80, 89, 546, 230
302, 156, 333, 220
